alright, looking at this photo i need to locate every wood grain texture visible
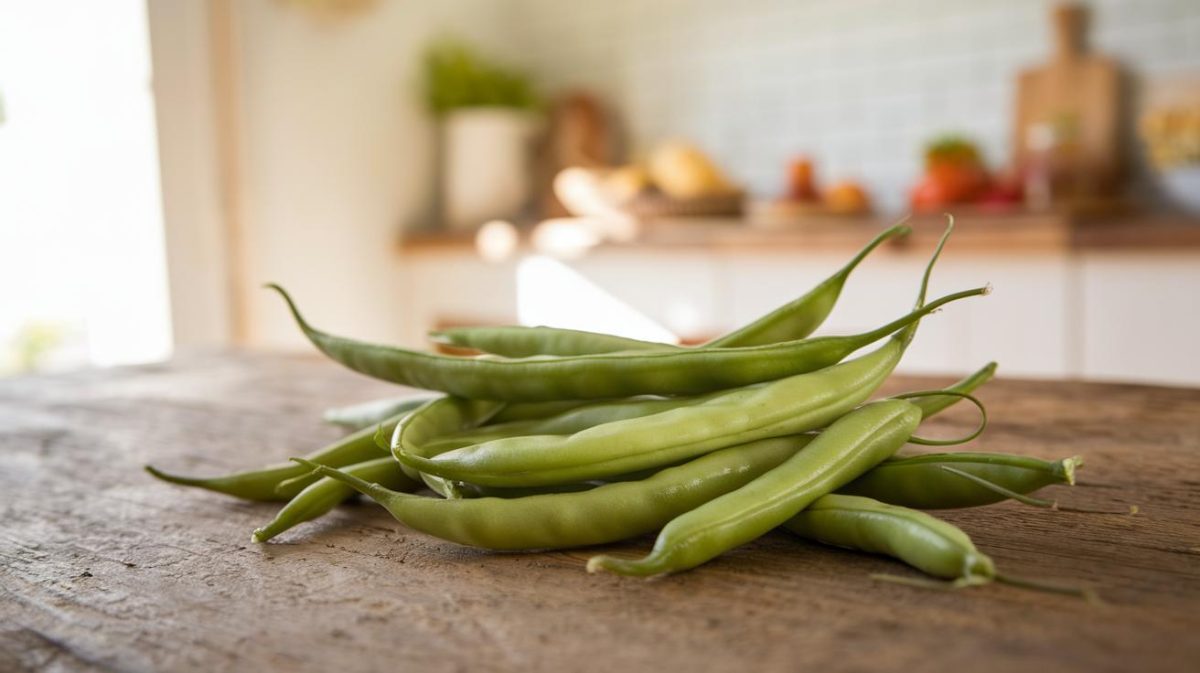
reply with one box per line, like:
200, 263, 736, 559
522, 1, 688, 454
1, 352, 1198, 673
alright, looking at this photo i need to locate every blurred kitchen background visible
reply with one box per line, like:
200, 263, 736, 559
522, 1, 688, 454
2, 0, 1199, 384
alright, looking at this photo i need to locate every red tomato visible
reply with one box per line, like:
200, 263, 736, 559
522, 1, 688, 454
910, 177, 949, 212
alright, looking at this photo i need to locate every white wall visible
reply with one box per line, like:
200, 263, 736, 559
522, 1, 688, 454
233, 0, 526, 348
151, 0, 1200, 352
508, 0, 1200, 212
148, 0, 233, 348
150, 0, 524, 350
1, 0, 172, 369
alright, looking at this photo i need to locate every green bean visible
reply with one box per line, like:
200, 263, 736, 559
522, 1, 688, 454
782, 494, 995, 583
285, 369, 985, 548
586, 399, 922, 576
293, 436, 809, 551
252, 457, 420, 543
458, 451, 1076, 508
708, 220, 911, 346
431, 221, 910, 357
487, 399, 592, 423
840, 452, 1079, 509
396, 329, 923, 488
144, 414, 405, 501
419, 391, 746, 456
269, 283, 983, 402
905, 363, 996, 418
431, 326, 673, 358
379, 397, 505, 499
449, 362, 998, 499
782, 494, 1096, 600
323, 394, 439, 430
396, 225, 967, 486
425, 358, 991, 478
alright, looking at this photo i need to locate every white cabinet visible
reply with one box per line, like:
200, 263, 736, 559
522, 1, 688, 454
722, 252, 1075, 378
398, 254, 520, 347
397, 246, 1200, 386
1078, 253, 1200, 386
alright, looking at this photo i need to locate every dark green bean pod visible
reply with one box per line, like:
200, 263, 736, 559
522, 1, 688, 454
587, 399, 923, 576
323, 394, 439, 430
840, 452, 1080, 509
782, 494, 995, 583
252, 457, 420, 543
144, 414, 405, 501
269, 283, 984, 401
294, 436, 810, 551
431, 221, 910, 357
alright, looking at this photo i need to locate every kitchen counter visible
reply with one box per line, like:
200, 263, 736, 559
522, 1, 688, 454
2, 352, 1198, 672
397, 212, 1200, 255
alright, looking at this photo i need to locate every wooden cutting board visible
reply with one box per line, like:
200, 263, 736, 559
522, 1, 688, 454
1013, 3, 1123, 202
1, 352, 1198, 672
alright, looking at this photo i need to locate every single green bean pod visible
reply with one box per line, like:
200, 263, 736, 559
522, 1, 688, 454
706, 220, 910, 347
433, 221, 910, 357
252, 457, 420, 543
270, 221, 968, 402
323, 394, 439, 431
418, 393, 726, 456
431, 326, 673, 358
840, 452, 1080, 509
269, 284, 983, 401
293, 436, 809, 551
782, 494, 995, 583
587, 399, 923, 577
145, 414, 406, 501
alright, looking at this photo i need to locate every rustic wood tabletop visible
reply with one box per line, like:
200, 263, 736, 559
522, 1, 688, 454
2, 352, 1197, 672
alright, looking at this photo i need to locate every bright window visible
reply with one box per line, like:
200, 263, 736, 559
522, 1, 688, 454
0, 0, 171, 374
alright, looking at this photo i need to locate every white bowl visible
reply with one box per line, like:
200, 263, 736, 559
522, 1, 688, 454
1160, 166, 1200, 215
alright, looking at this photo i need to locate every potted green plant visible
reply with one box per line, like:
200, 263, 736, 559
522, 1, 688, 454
424, 40, 541, 230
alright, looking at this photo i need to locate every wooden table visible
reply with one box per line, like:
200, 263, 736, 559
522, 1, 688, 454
2, 353, 1198, 672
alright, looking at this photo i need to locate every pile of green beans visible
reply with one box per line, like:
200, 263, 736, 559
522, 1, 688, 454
147, 218, 1113, 598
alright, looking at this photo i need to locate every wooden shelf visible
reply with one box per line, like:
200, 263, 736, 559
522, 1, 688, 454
397, 212, 1200, 256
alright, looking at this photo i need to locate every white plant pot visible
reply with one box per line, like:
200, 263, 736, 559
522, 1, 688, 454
442, 108, 540, 231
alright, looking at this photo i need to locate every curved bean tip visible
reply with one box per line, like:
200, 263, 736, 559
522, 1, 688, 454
144, 464, 199, 486
264, 284, 315, 332
251, 530, 267, 544
290, 457, 320, 471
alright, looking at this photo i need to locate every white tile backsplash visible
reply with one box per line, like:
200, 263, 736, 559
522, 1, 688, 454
505, 0, 1200, 212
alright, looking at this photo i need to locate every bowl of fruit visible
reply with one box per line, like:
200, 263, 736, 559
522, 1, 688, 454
1141, 106, 1200, 215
